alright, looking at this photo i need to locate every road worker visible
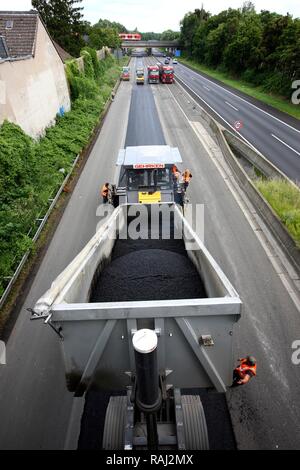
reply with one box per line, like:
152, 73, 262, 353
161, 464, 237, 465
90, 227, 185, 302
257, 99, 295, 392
232, 356, 257, 387
174, 170, 181, 182
171, 164, 180, 182
171, 164, 179, 175
101, 182, 110, 204
173, 169, 182, 193
183, 169, 192, 190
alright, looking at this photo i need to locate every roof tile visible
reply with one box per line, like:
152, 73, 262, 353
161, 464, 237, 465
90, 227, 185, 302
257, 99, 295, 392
0, 11, 38, 58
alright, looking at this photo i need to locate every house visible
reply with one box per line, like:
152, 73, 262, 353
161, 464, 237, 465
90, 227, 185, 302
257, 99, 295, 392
0, 10, 71, 138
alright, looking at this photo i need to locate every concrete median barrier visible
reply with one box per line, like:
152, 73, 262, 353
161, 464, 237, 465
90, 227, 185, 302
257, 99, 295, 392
176, 77, 300, 276
215, 124, 300, 277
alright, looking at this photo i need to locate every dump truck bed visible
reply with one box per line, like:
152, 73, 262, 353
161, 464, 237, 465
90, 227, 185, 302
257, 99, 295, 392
33, 203, 241, 394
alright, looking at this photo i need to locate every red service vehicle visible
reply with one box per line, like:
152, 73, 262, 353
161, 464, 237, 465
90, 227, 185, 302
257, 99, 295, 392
119, 33, 141, 41
159, 65, 174, 84
121, 66, 130, 81
147, 65, 160, 84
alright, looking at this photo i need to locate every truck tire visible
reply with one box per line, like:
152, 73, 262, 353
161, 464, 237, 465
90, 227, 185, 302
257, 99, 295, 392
102, 396, 127, 450
181, 395, 209, 450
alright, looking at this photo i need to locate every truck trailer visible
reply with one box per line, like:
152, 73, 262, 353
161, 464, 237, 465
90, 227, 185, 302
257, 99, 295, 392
159, 65, 174, 84
31, 145, 241, 450
147, 65, 160, 84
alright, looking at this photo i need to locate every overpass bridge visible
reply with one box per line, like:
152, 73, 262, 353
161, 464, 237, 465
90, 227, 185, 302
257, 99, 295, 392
121, 40, 180, 48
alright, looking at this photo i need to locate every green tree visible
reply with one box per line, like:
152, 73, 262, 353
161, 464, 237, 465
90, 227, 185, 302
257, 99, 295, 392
32, 0, 86, 56
141, 32, 161, 40
223, 14, 263, 73
180, 8, 210, 57
161, 30, 180, 41
205, 23, 226, 66
179, 4, 299, 98
241, 1, 255, 14
94, 18, 127, 33
89, 26, 121, 49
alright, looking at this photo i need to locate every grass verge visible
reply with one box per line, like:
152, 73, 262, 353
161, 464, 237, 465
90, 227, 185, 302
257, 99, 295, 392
0, 52, 128, 332
255, 178, 300, 247
178, 58, 300, 121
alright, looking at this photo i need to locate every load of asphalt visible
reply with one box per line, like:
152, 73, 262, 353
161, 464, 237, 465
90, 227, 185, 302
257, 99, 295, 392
90, 234, 207, 302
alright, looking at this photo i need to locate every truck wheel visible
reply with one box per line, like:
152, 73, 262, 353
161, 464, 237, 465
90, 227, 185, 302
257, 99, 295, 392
181, 395, 209, 450
102, 396, 127, 450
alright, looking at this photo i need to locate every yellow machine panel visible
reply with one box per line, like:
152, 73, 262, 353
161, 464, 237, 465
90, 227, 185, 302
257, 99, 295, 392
138, 191, 161, 203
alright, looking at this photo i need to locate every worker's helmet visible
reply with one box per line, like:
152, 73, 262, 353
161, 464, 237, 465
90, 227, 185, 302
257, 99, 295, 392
247, 356, 256, 366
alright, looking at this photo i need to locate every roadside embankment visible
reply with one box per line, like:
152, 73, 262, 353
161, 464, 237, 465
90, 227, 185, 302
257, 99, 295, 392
0, 49, 128, 333
255, 178, 300, 248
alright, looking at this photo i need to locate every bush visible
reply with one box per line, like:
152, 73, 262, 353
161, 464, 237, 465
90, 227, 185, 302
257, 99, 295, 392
0, 51, 125, 297
255, 178, 300, 246
261, 71, 291, 97
73, 75, 99, 99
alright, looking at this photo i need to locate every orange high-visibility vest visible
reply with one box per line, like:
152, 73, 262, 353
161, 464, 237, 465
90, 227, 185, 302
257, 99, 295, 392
183, 170, 192, 183
235, 358, 257, 379
101, 185, 109, 197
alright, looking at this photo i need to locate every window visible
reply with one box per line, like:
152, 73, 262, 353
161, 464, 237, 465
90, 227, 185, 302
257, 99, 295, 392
0, 37, 8, 59
5, 20, 13, 29
127, 169, 171, 190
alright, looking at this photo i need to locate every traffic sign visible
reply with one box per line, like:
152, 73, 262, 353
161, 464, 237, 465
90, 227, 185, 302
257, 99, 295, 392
234, 120, 243, 130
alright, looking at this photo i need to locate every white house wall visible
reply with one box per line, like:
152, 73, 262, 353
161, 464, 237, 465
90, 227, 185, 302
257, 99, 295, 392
0, 17, 71, 138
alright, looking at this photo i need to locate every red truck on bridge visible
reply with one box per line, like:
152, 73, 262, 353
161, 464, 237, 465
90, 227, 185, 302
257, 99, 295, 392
147, 65, 160, 84
159, 64, 174, 84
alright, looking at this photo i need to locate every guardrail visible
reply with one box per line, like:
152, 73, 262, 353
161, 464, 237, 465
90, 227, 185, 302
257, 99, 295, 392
215, 126, 300, 277
0, 57, 128, 312
175, 74, 300, 277
223, 129, 298, 187
0, 154, 80, 311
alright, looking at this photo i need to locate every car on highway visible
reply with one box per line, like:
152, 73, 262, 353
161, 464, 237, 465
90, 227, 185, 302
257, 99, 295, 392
172, 59, 178, 64
164, 59, 170, 64
121, 66, 130, 81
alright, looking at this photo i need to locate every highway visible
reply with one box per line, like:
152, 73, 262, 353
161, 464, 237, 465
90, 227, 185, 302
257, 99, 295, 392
145, 55, 300, 449
0, 55, 300, 450
166, 59, 300, 181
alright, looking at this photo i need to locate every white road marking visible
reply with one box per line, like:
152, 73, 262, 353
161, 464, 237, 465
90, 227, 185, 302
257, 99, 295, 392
178, 62, 300, 135
174, 76, 297, 186
225, 101, 239, 111
203, 85, 210, 91
163, 83, 300, 313
156, 57, 300, 161
175, 75, 263, 153
271, 134, 300, 157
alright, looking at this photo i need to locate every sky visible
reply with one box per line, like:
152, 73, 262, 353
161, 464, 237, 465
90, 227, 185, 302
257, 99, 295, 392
2, 0, 300, 32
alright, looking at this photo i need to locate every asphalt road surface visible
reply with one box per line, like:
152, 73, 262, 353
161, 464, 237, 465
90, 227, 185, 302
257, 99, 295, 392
125, 57, 165, 146
166, 59, 300, 181
147, 55, 300, 449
